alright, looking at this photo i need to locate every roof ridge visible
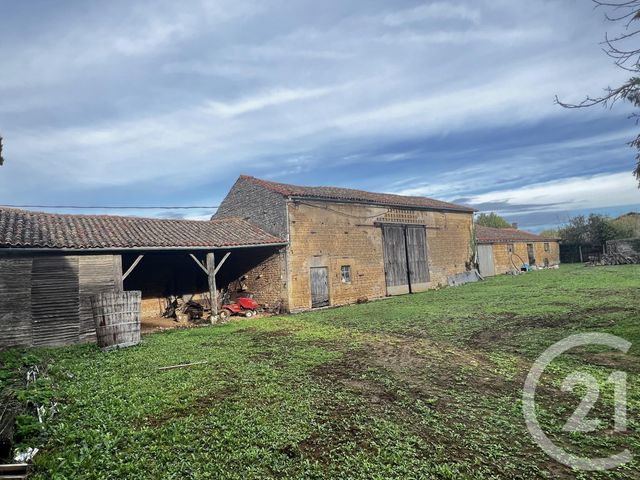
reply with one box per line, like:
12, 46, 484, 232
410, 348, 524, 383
0, 206, 224, 224
240, 175, 475, 212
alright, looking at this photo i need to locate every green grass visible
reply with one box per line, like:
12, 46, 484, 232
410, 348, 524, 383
1, 264, 639, 479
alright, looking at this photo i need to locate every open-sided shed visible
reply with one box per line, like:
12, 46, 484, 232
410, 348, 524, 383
0, 208, 286, 348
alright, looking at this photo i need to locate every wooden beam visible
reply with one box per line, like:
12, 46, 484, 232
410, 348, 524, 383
206, 252, 218, 321
122, 254, 144, 281
189, 253, 208, 275
213, 252, 231, 275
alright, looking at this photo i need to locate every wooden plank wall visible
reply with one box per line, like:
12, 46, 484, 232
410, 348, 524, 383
78, 255, 122, 343
31, 256, 81, 347
0, 254, 121, 349
0, 258, 33, 348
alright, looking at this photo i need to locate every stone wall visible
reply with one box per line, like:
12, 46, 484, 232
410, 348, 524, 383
490, 240, 560, 274
286, 200, 474, 311
228, 247, 288, 311
213, 177, 288, 238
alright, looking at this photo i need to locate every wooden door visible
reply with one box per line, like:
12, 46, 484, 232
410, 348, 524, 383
382, 226, 410, 295
527, 243, 535, 265
406, 226, 429, 291
477, 245, 496, 277
310, 267, 329, 308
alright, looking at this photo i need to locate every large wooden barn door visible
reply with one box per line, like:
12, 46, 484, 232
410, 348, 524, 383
32, 256, 80, 346
310, 267, 329, 308
382, 225, 429, 295
406, 226, 429, 292
382, 225, 410, 295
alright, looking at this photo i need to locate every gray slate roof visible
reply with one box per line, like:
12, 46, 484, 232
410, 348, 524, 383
0, 207, 285, 250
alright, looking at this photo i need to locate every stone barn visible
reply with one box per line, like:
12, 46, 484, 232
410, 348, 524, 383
475, 225, 560, 277
214, 176, 476, 311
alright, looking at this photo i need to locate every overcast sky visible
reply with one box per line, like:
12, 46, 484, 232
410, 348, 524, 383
1, 0, 639, 230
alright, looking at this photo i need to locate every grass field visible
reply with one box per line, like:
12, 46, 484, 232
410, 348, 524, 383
1, 265, 639, 479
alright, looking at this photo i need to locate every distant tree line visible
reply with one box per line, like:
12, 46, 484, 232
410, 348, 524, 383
476, 211, 639, 246
542, 213, 640, 245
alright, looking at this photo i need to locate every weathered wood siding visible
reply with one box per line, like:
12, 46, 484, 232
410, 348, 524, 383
0, 254, 121, 349
310, 266, 329, 307
406, 226, 429, 292
31, 256, 80, 347
382, 226, 410, 295
79, 255, 123, 342
0, 258, 33, 347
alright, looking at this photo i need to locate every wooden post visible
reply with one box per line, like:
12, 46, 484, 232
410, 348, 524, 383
579, 245, 583, 263
206, 252, 218, 322
113, 255, 123, 292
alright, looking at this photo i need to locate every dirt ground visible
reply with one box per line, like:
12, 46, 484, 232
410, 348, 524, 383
141, 312, 271, 333
141, 316, 190, 333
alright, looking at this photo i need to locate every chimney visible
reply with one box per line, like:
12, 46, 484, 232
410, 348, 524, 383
511, 222, 518, 229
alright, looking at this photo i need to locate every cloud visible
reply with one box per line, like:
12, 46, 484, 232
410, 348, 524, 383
205, 87, 335, 117
467, 172, 640, 214
0, 0, 263, 89
0, 0, 636, 222
382, 2, 482, 26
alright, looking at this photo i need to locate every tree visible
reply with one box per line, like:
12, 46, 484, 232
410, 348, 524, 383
557, 213, 631, 244
556, 0, 640, 186
611, 211, 640, 236
558, 215, 589, 244
476, 212, 513, 229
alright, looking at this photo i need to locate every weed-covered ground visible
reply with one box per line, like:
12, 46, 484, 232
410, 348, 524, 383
1, 265, 639, 479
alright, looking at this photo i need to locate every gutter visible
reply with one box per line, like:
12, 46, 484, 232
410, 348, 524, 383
0, 242, 288, 254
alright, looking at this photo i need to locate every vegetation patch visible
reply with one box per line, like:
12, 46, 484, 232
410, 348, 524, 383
0, 265, 638, 478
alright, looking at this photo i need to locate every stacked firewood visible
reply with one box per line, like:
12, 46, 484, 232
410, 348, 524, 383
587, 252, 640, 266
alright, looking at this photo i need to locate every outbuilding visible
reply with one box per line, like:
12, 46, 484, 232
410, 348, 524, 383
0, 207, 285, 348
475, 225, 560, 277
215, 175, 476, 311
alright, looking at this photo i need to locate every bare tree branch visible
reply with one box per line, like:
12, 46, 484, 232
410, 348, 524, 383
558, 0, 640, 186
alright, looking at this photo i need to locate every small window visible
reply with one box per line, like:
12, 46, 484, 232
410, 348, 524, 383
544, 242, 550, 252
340, 265, 352, 284
507, 244, 513, 253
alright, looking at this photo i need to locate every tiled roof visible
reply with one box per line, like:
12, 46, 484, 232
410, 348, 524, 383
241, 175, 475, 213
475, 225, 557, 244
0, 207, 285, 250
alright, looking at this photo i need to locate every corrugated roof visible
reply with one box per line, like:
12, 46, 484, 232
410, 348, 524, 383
241, 175, 475, 213
0, 207, 285, 250
475, 225, 557, 244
